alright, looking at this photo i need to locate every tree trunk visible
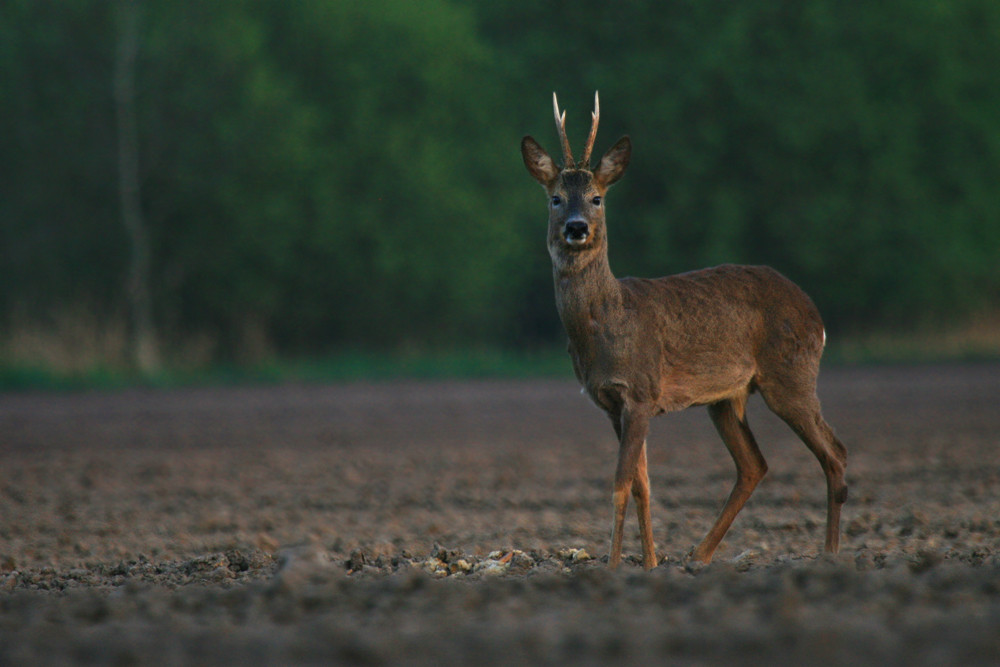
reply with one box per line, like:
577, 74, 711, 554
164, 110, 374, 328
114, 0, 159, 374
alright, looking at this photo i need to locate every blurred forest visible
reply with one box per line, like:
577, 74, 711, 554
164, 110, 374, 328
2, 0, 1000, 374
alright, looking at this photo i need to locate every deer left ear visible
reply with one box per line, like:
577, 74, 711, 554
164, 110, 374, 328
521, 136, 560, 188
594, 136, 631, 189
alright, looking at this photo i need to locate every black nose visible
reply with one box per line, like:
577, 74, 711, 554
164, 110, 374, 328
564, 220, 589, 241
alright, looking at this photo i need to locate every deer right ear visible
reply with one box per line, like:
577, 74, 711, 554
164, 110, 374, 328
521, 136, 559, 188
594, 136, 631, 189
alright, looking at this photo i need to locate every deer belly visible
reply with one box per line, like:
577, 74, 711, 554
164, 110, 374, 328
660, 364, 756, 410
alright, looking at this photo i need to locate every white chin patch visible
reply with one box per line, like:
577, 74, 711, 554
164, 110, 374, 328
565, 236, 589, 246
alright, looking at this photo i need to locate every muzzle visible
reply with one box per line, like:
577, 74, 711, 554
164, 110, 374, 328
564, 220, 589, 244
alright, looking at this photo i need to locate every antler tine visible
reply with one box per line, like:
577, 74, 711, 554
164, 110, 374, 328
552, 92, 575, 167
581, 90, 600, 167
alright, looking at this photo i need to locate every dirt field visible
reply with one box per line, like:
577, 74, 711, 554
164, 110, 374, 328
1, 363, 999, 665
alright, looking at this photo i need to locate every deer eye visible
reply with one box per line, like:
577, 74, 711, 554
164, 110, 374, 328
591, 196, 602, 206
551, 196, 562, 207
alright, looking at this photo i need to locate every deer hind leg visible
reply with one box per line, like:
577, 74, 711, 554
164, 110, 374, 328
690, 395, 768, 564
762, 388, 848, 554
609, 411, 655, 569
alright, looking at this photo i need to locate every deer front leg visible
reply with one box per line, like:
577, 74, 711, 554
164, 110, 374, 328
631, 440, 657, 569
609, 410, 654, 569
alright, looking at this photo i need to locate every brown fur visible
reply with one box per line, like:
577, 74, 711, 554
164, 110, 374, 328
521, 115, 847, 569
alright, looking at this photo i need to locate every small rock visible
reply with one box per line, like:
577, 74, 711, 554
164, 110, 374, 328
183, 554, 229, 575
225, 548, 273, 573
422, 558, 448, 578
449, 559, 472, 575
557, 548, 592, 563
473, 559, 509, 577
432, 543, 458, 563
346, 549, 368, 572
508, 550, 534, 574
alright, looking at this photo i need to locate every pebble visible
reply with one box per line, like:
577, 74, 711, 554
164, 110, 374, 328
450, 559, 472, 575
422, 558, 448, 577
472, 559, 508, 577
557, 548, 592, 563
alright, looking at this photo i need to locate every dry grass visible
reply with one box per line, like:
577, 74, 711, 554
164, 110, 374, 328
0, 310, 132, 374
0, 310, 215, 383
833, 311, 1000, 364
1, 309, 998, 387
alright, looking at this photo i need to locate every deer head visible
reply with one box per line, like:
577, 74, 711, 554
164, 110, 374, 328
521, 92, 631, 269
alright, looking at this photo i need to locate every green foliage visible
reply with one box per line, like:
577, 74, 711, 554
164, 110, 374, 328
477, 0, 1000, 328
0, 346, 573, 392
2, 0, 999, 371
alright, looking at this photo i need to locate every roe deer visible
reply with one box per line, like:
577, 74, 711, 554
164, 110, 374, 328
521, 92, 847, 569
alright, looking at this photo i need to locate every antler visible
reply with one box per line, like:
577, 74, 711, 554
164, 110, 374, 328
581, 91, 600, 167
552, 92, 575, 167
552, 92, 601, 168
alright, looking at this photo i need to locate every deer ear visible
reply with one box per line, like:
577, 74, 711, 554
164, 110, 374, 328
594, 136, 631, 188
521, 136, 559, 188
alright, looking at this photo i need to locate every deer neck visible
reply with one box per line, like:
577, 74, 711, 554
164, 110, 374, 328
552, 245, 623, 344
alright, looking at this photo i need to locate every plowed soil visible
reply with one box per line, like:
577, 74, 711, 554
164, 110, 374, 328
2, 363, 999, 665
